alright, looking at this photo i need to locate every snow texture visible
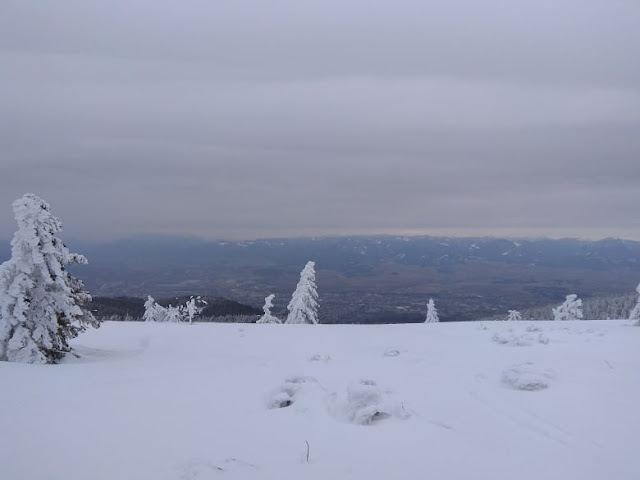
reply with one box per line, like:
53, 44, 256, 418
285, 261, 319, 324
552, 294, 583, 321
425, 298, 439, 323
0, 193, 97, 363
1, 320, 638, 479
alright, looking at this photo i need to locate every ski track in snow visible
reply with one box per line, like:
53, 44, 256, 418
0, 320, 638, 480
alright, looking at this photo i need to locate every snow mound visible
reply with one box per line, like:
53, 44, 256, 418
308, 354, 331, 362
329, 379, 410, 425
493, 329, 549, 346
383, 347, 401, 357
501, 363, 556, 391
267, 376, 318, 409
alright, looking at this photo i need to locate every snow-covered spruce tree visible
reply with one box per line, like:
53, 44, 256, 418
507, 310, 522, 321
143, 295, 159, 322
285, 261, 319, 324
0, 194, 98, 363
143, 295, 170, 322
552, 294, 583, 321
629, 283, 640, 325
257, 294, 281, 324
425, 298, 439, 323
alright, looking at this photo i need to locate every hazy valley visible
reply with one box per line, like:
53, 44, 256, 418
3, 235, 636, 323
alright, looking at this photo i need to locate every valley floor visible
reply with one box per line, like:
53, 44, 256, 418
1, 320, 638, 479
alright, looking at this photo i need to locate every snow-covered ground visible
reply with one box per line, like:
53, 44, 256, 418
1, 320, 638, 480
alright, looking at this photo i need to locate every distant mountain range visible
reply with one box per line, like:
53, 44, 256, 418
2, 235, 639, 322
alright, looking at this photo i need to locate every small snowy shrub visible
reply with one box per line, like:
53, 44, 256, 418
346, 380, 389, 425
256, 294, 281, 324
383, 347, 401, 357
267, 376, 317, 409
552, 294, 583, 321
183, 296, 206, 324
501, 363, 555, 391
165, 305, 182, 323
143, 296, 163, 322
492, 330, 548, 346
507, 310, 522, 321
329, 379, 410, 425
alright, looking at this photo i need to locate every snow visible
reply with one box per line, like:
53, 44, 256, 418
1, 320, 639, 479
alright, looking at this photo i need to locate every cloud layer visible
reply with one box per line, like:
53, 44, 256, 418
1, 0, 639, 240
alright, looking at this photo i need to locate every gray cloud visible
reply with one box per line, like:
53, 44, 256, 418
1, 0, 639, 240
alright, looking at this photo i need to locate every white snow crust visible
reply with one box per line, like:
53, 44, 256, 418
0, 320, 638, 479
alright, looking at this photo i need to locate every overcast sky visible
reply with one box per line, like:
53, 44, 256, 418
1, 0, 639, 241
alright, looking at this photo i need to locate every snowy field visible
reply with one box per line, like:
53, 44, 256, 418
1, 320, 638, 480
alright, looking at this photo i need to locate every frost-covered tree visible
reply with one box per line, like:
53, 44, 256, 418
143, 296, 160, 322
552, 294, 583, 321
143, 295, 169, 322
165, 304, 182, 323
507, 310, 522, 321
0, 194, 98, 363
183, 296, 206, 324
184, 297, 197, 325
257, 294, 281, 324
425, 298, 439, 323
285, 261, 319, 324
629, 283, 640, 325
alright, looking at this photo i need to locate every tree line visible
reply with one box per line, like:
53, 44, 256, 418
1, 193, 639, 364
